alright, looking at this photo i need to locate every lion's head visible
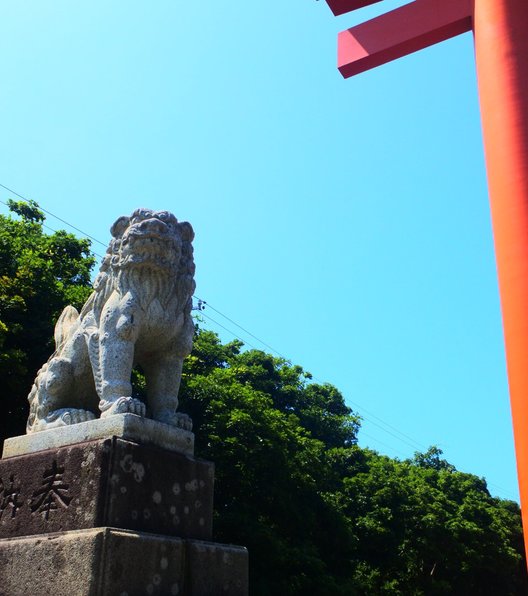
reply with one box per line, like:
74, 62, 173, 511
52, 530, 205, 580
87, 208, 195, 316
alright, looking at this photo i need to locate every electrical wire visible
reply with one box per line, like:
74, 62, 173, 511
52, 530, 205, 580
194, 295, 428, 452
0, 196, 106, 261
0, 185, 107, 246
0, 187, 468, 457
194, 294, 288, 360
198, 312, 260, 351
358, 431, 410, 459
486, 482, 518, 502
0, 183, 515, 498
198, 307, 420, 456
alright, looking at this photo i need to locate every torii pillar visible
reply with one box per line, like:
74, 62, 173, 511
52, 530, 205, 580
325, 0, 528, 558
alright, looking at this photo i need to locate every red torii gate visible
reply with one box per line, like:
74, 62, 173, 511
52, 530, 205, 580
325, 0, 528, 555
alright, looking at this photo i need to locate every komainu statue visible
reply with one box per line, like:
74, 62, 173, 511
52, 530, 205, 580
27, 208, 196, 433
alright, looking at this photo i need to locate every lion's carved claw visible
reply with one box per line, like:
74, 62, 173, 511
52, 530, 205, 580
100, 396, 146, 418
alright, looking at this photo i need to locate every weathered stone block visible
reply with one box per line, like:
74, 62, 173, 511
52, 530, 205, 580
0, 437, 213, 540
0, 527, 248, 596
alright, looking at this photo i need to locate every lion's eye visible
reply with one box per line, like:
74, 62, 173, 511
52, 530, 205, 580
156, 211, 177, 227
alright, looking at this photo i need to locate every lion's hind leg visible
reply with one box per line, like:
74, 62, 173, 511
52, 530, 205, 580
27, 338, 97, 433
32, 407, 96, 431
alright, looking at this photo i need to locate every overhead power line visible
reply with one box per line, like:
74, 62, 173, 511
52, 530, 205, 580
199, 312, 260, 351
0, 197, 106, 261
195, 296, 428, 453
0, 184, 446, 454
1, 182, 513, 497
194, 295, 288, 360
0, 184, 107, 249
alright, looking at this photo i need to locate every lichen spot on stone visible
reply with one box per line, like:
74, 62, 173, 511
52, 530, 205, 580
185, 479, 198, 492
82, 451, 96, 468
120, 454, 134, 473
172, 482, 181, 495
120, 486, 127, 494
133, 463, 145, 482
120, 454, 145, 482
153, 574, 161, 586
152, 491, 162, 504
143, 508, 151, 520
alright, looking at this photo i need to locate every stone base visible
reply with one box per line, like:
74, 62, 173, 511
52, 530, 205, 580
2, 414, 194, 458
0, 527, 248, 596
0, 437, 214, 540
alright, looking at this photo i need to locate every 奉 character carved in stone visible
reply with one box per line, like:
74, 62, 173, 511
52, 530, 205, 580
26, 208, 196, 433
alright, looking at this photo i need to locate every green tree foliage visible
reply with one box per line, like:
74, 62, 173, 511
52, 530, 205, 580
179, 330, 528, 595
0, 208, 525, 594
0, 200, 95, 436
340, 448, 526, 594
179, 329, 362, 595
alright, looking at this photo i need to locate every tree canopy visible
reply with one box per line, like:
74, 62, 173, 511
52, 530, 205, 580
178, 329, 527, 595
0, 203, 526, 594
0, 200, 94, 436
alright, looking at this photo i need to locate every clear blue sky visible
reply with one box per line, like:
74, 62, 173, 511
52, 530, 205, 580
1, 1, 518, 501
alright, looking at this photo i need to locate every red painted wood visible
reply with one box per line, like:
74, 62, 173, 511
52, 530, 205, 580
325, 0, 383, 17
474, 0, 528, 559
337, 0, 472, 78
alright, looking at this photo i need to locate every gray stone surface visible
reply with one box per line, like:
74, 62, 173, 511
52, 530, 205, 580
0, 438, 214, 541
27, 208, 196, 433
0, 528, 248, 596
3, 413, 194, 458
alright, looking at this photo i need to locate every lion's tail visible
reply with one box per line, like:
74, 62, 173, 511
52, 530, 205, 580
54, 305, 80, 350
26, 305, 80, 433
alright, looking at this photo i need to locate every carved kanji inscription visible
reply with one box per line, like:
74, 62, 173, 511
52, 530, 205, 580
0, 473, 23, 520
30, 461, 72, 520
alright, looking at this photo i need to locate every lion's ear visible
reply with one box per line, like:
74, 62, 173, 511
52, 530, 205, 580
110, 216, 130, 238
179, 221, 195, 242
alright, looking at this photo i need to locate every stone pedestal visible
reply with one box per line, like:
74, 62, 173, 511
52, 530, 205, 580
0, 528, 248, 596
0, 415, 248, 596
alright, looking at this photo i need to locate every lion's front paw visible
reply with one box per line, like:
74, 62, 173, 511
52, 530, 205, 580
100, 397, 146, 418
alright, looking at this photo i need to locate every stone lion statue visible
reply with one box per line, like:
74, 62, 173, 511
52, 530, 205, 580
27, 208, 196, 433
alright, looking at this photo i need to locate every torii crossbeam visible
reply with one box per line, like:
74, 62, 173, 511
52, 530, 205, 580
325, 0, 528, 557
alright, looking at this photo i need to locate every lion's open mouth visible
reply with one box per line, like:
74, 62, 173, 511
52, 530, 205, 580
118, 234, 180, 273
121, 252, 177, 269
